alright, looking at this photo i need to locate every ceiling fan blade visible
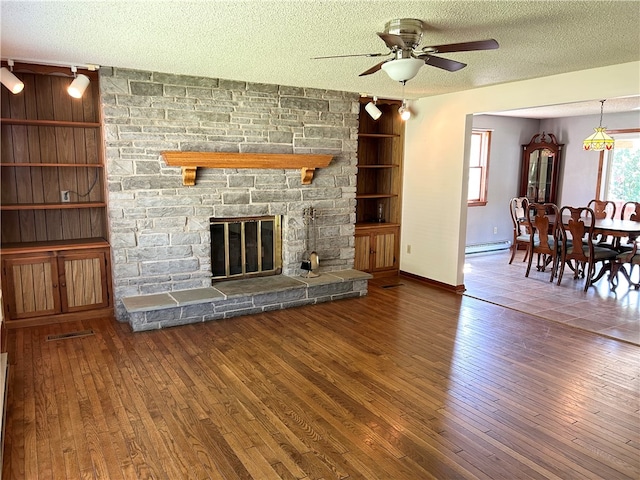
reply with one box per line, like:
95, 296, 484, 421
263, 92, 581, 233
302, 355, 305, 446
377, 32, 406, 50
417, 54, 467, 72
359, 60, 389, 77
312, 52, 390, 59
422, 39, 499, 54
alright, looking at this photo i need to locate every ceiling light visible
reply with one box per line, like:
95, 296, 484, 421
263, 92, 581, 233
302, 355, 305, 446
381, 58, 424, 82
365, 96, 382, 120
583, 99, 614, 151
68, 66, 90, 98
1, 60, 24, 94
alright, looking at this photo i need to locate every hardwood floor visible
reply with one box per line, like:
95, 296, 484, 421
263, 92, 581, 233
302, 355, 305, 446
464, 249, 640, 345
3, 276, 639, 479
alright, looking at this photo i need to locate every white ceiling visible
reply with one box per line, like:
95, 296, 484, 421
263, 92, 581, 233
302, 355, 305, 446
2, 1, 639, 112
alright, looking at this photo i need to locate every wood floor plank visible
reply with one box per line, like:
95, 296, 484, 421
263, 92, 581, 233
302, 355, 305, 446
2, 276, 639, 479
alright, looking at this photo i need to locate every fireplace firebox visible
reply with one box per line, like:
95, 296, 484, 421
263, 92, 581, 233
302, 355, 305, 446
210, 216, 282, 282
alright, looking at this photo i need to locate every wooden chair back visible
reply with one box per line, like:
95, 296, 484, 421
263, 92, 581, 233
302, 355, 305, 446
558, 206, 594, 263
621, 201, 640, 221
524, 202, 559, 281
587, 199, 616, 220
526, 202, 557, 255
510, 197, 529, 235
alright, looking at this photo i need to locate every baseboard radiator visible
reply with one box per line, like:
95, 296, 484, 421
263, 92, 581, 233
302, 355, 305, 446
465, 240, 511, 254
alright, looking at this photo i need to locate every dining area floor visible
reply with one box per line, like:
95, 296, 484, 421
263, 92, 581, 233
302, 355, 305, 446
463, 248, 640, 345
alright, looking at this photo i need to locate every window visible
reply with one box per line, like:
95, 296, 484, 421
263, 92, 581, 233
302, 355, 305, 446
468, 129, 492, 206
598, 129, 640, 209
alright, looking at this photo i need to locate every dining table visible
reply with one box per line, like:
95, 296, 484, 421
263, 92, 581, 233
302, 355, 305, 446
559, 216, 640, 286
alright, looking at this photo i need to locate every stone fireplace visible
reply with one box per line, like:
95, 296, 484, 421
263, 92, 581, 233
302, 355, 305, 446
100, 67, 361, 325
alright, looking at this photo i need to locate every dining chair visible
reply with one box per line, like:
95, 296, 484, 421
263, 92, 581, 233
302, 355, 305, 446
620, 201, 640, 221
617, 200, 640, 272
525, 202, 559, 282
509, 196, 531, 264
587, 199, 616, 220
556, 206, 619, 292
610, 240, 640, 291
587, 199, 616, 246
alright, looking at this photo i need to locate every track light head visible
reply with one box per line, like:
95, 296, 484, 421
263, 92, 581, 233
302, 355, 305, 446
1, 60, 25, 94
67, 66, 90, 98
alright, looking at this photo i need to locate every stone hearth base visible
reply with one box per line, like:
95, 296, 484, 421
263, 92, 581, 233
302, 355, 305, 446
122, 270, 371, 332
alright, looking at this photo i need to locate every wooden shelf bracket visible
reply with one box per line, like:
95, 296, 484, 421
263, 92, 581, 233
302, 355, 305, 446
162, 151, 334, 186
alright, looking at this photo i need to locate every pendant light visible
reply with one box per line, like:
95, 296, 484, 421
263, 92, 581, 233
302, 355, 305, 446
583, 100, 614, 151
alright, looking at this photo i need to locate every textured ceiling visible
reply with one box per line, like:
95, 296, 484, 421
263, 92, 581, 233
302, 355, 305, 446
2, 0, 639, 106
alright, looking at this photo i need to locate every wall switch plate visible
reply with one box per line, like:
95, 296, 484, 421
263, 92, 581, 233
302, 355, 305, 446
406, 244, 411, 254
493, 226, 498, 234
61, 190, 70, 202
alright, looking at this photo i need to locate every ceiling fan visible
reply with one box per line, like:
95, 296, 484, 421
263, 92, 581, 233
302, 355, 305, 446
313, 18, 499, 83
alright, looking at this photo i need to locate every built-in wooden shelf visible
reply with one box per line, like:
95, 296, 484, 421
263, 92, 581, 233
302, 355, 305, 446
1, 238, 109, 254
1, 163, 103, 168
1, 202, 106, 211
0, 118, 101, 128
357, 164, 399, 169
355, 194, 398, 199
162, 151, 333, 186
358, 133, 400, 138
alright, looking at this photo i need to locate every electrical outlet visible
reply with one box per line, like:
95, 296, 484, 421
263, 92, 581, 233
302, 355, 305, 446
406, 244, 411, 254
493, 226, 498, 234
61, 190, 70, 203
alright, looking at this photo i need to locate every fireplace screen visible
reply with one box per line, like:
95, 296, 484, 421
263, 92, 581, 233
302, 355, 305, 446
210, 216, 282, 281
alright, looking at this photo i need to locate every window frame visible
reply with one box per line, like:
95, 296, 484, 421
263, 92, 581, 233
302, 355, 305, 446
468, 129, 492, 207
595, 128, 640, 201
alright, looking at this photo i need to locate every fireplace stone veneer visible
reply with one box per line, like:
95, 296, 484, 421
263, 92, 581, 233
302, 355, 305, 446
101, 67, 360, 325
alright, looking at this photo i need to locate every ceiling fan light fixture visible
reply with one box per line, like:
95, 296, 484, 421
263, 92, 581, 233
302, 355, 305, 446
583, 100, 614, 151
381, 58, 424, 82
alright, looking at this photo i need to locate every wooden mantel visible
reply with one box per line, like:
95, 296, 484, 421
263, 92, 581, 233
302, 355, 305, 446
162, 151, 334, 186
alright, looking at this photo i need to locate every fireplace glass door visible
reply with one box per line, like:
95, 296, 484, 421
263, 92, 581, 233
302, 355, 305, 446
210, 216, 281, 281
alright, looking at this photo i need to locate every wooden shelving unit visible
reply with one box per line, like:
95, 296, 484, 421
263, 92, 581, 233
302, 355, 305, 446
0, 63, 113, 327
354, 97, 405, 277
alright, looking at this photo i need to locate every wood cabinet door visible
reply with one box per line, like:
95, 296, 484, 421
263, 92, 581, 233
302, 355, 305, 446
373, 231, 397, 271
58, 249, 111, 312
1, 254, 61, 320
354, 233, 372, 271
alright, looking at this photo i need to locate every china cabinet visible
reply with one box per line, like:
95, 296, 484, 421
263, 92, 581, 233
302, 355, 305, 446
519, 132, 564, 205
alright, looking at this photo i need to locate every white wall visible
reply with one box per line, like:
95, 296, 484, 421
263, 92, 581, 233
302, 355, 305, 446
466, 115, 540, 247
401, 61, 640, 288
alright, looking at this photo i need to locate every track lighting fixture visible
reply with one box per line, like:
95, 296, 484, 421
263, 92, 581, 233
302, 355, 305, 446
67, 66, 90, 98
398, 100, 411, 121
365, 96, 382, 120
1, 60, 24, 94
398, 81, 411, 121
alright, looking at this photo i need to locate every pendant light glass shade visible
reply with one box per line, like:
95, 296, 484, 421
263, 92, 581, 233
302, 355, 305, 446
1, 66, 24, 94
583, 100, 614, 151
583, 127, 614, 151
